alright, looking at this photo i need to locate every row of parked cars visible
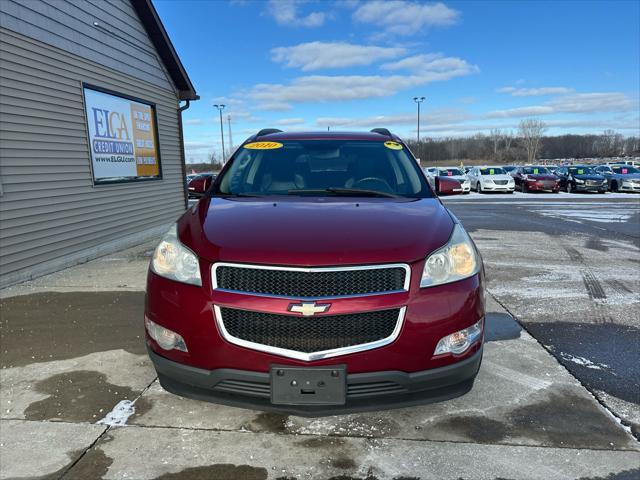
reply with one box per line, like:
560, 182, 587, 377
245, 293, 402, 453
423, 161, 640, 195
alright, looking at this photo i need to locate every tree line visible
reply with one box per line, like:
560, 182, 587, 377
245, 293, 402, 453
407, 120, 639, 164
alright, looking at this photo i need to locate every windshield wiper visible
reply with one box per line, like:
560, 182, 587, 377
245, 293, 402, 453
287, 188, 399, 198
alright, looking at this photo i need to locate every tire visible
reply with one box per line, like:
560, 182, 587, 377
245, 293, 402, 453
566, 182, 572, 194
476, 182, 482, 193
611, 181, 618, 192
521, 183, 527, 193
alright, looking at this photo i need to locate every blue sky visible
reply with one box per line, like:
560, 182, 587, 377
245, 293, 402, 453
152, 0, 640, 163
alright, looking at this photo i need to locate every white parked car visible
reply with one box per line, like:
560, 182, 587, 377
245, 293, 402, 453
468, 166, 515, 193
434, 167, 471, 193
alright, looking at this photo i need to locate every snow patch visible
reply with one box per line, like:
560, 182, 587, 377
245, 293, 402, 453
559, 352, 609, 370
97, 399, 135, 426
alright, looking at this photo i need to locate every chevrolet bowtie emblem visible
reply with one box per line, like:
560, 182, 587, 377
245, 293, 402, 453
288, 302, 331, 316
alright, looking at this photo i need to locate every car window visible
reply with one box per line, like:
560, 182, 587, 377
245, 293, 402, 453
612, 165, 639, 174
569, 167, 595, 175
216, 139, 433, 198
479, 167, 506, 175
523, 166, 549, 174
438, 168, 463, 176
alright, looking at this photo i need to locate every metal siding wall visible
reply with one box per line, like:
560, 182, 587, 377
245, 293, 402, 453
0, 27, 187, 287
0, 0, 174, 91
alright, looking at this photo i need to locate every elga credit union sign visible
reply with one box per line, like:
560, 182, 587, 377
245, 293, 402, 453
83, 86, 161, 183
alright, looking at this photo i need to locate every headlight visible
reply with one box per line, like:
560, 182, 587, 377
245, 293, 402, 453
151, 224, 202, 286
421, 224, 480, 288
575, 178, 585, 184
434, 320, 483, 355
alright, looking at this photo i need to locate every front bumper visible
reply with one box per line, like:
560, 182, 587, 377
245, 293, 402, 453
481, 183, 514, 192
619, 182, 640, 192
149, 345, 483, 416
574, 183, 607, 192
527, 181, 560, 192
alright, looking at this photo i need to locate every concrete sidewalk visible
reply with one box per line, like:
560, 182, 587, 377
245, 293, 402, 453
1, 243, 638, 479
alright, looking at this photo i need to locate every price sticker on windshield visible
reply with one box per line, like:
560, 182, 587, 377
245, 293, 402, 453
489, 169, 495, 175
384, 141, 403, 150
578, 169, 584, 174
244, 141, 283, 150
533, 168, 539, 174
622, 168, 628, 174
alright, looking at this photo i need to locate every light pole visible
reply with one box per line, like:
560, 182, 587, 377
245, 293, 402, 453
213, 104, 226, 162
227, 114, 233, 152
413, 96, 425, 143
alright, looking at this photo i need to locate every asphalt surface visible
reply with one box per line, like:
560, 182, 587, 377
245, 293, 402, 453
444, 191, 640, 436
1, 192, 639, 479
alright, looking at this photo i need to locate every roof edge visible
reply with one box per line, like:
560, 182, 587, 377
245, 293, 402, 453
131, 0, 198, 101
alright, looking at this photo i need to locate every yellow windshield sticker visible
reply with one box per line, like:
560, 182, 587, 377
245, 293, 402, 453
489, 169, 495, 175
384, 141, 403, 150
533, 168, 539, 174
578, 169, 584, 174
243, 141, 283, 150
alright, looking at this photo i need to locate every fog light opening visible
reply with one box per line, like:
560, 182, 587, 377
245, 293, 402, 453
434, 319, 483, 356
145, 317, 188, 352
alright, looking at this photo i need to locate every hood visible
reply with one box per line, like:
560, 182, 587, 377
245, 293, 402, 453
571, 174, 605, 181
441, 174, 469, 182
179, 197, 454, 266
613, 173, 640, 179
482, 174, 513, 181
526, 174, 558, 181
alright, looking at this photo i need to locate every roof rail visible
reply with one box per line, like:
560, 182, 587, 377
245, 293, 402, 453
370, 128, 392, 137
256, 128, 283, 137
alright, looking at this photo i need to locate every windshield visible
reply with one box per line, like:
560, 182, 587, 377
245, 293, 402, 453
479, 167, 506, 175
215, 140, 432, 198
569, 166, 595, 175
611, 165, 639, 174
523, 166, 550, 174
438, 168, 463, 176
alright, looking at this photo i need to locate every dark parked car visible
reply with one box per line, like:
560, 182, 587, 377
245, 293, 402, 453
554, 166, 607, 193
594, 165, 640, 193
146, 129, 485, 416
511, 166, 561, 193
187, 173, 216, 198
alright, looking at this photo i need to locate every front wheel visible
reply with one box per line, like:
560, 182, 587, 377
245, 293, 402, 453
566, 182, 572, 193
521, 183, 527, 193
611, 181, 618, 192
476, 182, 482, 193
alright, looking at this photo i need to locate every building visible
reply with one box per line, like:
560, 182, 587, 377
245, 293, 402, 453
0, 0, 198, 287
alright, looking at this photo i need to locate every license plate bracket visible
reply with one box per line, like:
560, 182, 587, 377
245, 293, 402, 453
270, 365, 346, 405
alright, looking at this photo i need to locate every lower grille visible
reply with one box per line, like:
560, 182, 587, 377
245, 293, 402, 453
218, 307, 401, 357
494, 180, 508, 185
212, 378, 406, 399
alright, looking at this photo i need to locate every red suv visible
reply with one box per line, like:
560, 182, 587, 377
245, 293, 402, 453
145, 129, 485, 415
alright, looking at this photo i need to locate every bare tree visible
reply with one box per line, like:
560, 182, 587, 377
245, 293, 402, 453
489, 128, 502, 160
518, 119, 546, 163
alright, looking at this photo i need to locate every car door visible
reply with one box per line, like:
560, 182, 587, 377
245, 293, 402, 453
555, 168, 567, 188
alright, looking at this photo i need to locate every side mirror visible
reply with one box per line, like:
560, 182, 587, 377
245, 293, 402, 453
436, 177, 463, 196
187, 176, 212, 197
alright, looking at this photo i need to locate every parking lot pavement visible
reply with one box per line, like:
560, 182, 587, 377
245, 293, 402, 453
444, 193, 640, 439
2, 239, 639, 479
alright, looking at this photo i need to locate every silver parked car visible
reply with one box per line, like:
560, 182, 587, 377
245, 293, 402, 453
468, 166, 515, 193
595, 164, 640, 192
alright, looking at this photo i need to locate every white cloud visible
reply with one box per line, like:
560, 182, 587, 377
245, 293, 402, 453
271, 42, 405, 71
316, 109, 471, 129
266, 0, 326, 27
246, 54, 477, 110
381, 53, 478, 75
274, 117, 306, 126
353, 1, 460, 36
486, 92, 638, 118
496, 86, 575, 96
184, 119, 204, 125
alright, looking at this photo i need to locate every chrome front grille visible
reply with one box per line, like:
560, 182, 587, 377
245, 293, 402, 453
213, 305, 406, 361
213, 263, 410, 298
